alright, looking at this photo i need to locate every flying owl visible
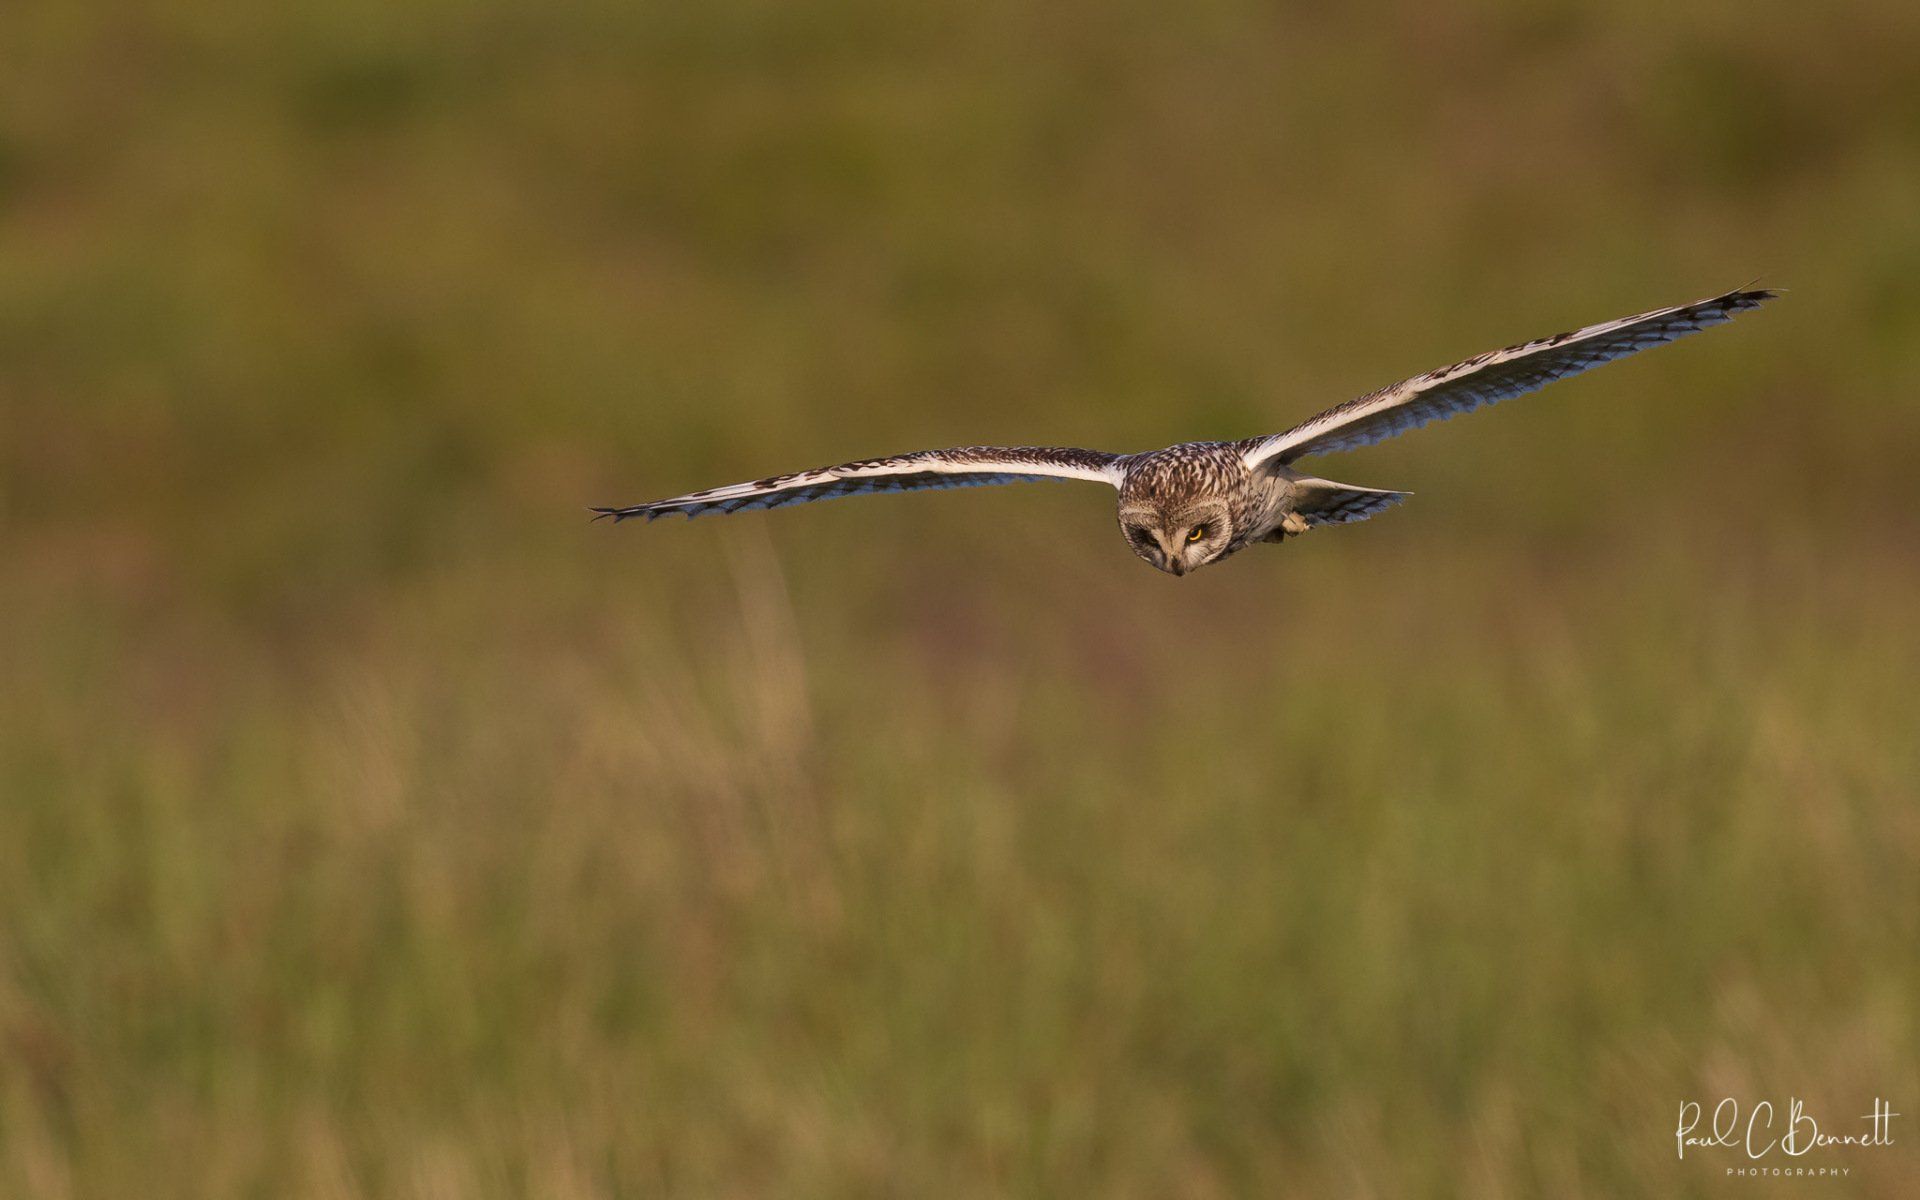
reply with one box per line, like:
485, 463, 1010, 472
595, 287, 1774, 576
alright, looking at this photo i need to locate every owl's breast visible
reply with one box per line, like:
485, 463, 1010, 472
1227, 470, 1290, 547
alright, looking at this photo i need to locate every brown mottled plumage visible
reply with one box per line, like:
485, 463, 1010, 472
596, 287, 1775, 576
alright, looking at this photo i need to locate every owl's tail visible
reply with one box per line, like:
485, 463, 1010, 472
1271, 477, 1411, 538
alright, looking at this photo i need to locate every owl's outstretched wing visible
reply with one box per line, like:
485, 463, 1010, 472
593, 445, 1125, 521
1244, 287, 1776, 470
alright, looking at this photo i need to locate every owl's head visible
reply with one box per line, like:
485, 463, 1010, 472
1118, 500, 1233, 576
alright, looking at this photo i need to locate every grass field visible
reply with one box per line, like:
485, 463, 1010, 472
4, 1, 1919, 1196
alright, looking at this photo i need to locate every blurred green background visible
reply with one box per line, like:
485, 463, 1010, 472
3, 1, 1918, 1195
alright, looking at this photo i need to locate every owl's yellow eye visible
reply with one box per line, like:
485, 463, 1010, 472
1187, 525, 1207, 543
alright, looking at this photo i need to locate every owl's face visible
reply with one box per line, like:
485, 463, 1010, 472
1118, 501, 1233, 576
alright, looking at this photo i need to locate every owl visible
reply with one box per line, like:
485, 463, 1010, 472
596, 287, 1773, 576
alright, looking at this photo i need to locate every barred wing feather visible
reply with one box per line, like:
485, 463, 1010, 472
593, 446, 1124, 521
1245, 288, 1776, 469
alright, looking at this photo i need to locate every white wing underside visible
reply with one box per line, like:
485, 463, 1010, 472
593, 446, 1124, 521
1244, 287, 1775, 470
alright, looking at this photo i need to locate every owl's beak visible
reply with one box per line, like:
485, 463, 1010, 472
1167, 558, 1187, 577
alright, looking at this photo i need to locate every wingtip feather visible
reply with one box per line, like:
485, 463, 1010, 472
1723, 283, 1780, 309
